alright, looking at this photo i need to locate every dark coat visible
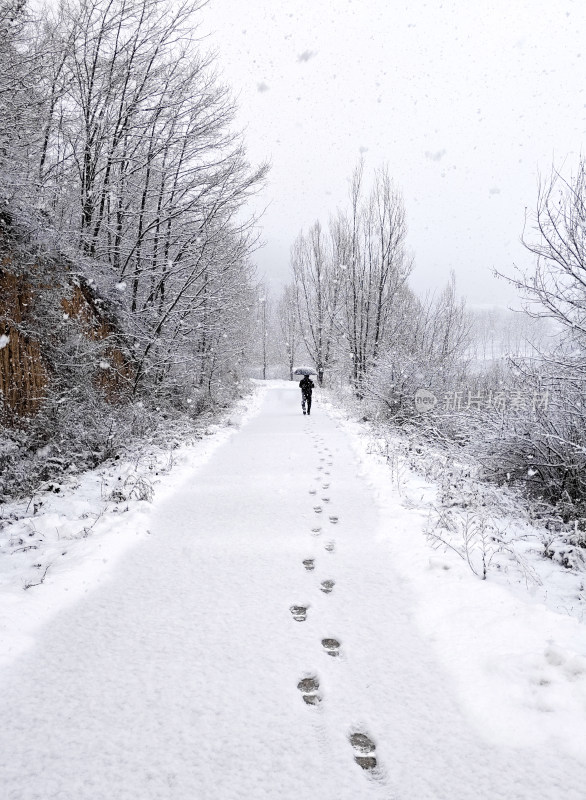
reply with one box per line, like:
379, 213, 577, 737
299, 376, 314, 396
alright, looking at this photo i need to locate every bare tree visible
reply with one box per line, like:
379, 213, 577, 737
277, 283, 299, 380
31, 0, 267, 397
0, 0, 48, 211
291, 221, 341, 385
515, 161, 586, 342
331, 162, 413, 392
489, 160, 586, 508
361, 273, 471, 418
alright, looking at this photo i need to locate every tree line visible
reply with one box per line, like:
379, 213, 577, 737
1, 0, 266, 404
269, 159, 586, 521
0, 0, 266, 497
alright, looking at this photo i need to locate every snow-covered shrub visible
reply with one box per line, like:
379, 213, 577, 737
110, 473, 154, 503
425, 508, 506, 580
358, 273, 472, 422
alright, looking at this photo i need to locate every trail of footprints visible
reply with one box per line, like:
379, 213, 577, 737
291, 433, 379, 776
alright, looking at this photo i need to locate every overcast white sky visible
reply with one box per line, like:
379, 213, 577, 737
200, 0, 586, 307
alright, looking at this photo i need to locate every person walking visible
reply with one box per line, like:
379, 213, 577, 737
299, 375, 314, 415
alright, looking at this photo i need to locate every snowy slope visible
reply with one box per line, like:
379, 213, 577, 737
0, 381, 585, 800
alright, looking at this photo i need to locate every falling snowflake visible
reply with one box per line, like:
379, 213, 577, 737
425, 149, 447, 162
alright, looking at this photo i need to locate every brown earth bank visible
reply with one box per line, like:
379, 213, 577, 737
0, 212, 133, 424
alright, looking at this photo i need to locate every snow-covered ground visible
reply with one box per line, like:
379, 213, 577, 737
0, 380, 585, 799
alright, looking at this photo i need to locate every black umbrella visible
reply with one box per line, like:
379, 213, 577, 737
293, 367, 317, 376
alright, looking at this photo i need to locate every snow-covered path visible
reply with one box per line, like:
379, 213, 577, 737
1, 383, 585, 799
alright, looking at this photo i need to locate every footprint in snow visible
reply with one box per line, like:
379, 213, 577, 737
311, 527, 322, 536
317, 466, 323, 471
349, 732, 377, 771
303, 559, 315, 571
309, 489, 317, 495
321, 497, 330, 503
329, 516, 339, 524
325, 541, 336, 552
320, 580, 335, 594
321, 638, 341, 657
314, 506, 323, 514
290, 605, 308, 622
297, 676, 322, 705
322, 483, 330, 489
